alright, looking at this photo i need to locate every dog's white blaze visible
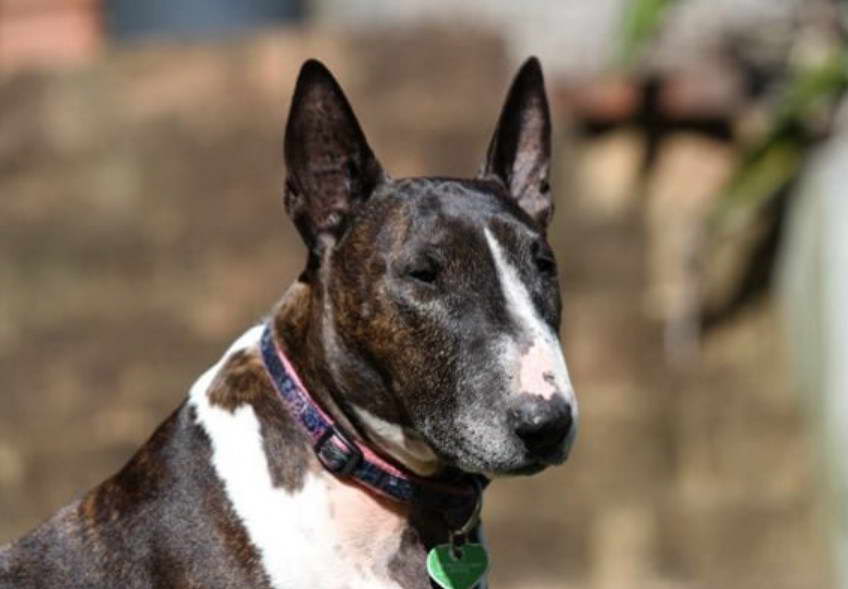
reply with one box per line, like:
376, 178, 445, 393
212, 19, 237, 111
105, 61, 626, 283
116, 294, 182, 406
484, 229, 577, 412
189, 327, 404, 589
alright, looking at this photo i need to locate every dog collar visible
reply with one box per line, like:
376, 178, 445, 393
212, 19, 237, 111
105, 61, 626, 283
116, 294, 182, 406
259, 324, 487, 529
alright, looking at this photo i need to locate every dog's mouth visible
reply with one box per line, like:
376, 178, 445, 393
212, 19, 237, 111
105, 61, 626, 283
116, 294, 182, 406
432, 427, 576, 478
501, 462, 548, 476
433, 445, 566, 478
484, 447, 573, 477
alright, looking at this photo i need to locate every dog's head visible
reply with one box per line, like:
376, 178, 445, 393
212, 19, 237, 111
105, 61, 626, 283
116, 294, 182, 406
282, 58, 576, 477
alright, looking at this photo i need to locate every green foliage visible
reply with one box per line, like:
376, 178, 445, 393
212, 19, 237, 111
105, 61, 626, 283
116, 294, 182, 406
710, 49, 848, 232
617, 0, 676, 68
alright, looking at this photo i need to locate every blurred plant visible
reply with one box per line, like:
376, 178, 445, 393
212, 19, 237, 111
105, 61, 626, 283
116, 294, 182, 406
710, 49, 848, 234
697, 45, 848, 330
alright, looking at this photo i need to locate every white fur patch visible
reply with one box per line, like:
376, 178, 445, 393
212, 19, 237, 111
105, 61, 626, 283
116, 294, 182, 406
351, 405, 440, 476
484, 229, 578, 414
189, 327, 405, 588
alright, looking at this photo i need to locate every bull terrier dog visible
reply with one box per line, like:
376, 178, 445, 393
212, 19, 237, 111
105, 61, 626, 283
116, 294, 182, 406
0, 56, 577, 589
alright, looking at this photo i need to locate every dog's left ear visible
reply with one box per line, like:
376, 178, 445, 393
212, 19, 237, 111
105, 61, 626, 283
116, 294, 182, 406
284, 59, 386, 259
479, 57, 553, 229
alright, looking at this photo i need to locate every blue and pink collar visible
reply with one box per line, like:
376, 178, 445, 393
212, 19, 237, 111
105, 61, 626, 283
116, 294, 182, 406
259, 324, 486, 529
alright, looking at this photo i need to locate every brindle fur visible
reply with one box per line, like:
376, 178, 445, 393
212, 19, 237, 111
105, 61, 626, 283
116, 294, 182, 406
0, 405, 272, 588
1, 56, 569, 588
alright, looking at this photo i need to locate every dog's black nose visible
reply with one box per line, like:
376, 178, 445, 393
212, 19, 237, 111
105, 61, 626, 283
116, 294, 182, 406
510, 396, 574, 463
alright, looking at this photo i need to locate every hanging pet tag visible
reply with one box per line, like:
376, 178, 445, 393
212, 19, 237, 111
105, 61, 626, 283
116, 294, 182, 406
426, 542, 489, 589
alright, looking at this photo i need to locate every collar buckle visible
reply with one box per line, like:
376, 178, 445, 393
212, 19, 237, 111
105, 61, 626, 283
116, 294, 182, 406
314, 426, 363, 476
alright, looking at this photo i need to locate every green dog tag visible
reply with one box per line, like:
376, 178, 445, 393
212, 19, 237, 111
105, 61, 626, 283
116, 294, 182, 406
426, 543, 489, 589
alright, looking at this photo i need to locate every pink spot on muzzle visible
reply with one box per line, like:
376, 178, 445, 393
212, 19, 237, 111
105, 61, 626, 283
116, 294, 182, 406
518, 340, 565, 400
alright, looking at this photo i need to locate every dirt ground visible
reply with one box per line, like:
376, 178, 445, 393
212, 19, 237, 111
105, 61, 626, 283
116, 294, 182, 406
0, 29, 829, 588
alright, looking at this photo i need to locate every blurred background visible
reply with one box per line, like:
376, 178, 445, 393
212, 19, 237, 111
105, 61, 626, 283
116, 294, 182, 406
2, 0, 848, 587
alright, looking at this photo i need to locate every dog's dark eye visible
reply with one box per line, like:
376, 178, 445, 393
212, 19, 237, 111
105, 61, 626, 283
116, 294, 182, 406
535, 255, 556, 276
532, 243, 556, 276
406, 258, 439, 284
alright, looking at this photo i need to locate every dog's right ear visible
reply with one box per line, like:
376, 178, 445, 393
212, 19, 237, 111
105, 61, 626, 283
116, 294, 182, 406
284, 60, 385, 261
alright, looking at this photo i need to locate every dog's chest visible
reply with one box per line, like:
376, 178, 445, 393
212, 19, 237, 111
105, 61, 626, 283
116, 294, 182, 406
190, 327, 422, 589
233, 469, 412, 589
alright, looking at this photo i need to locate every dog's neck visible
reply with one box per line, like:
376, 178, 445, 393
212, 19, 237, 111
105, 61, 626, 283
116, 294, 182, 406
271, 280, 361, 439
271, 279, 442, 477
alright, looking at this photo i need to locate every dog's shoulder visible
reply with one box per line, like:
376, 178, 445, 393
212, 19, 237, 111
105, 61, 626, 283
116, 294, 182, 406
188, 325, 312, 492
0, 502, 94, 588
0, 327, 311, 588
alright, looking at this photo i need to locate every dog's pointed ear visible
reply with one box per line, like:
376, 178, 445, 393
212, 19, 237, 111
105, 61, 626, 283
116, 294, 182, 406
479, 57, 553, 229
284, 59, 386, 258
